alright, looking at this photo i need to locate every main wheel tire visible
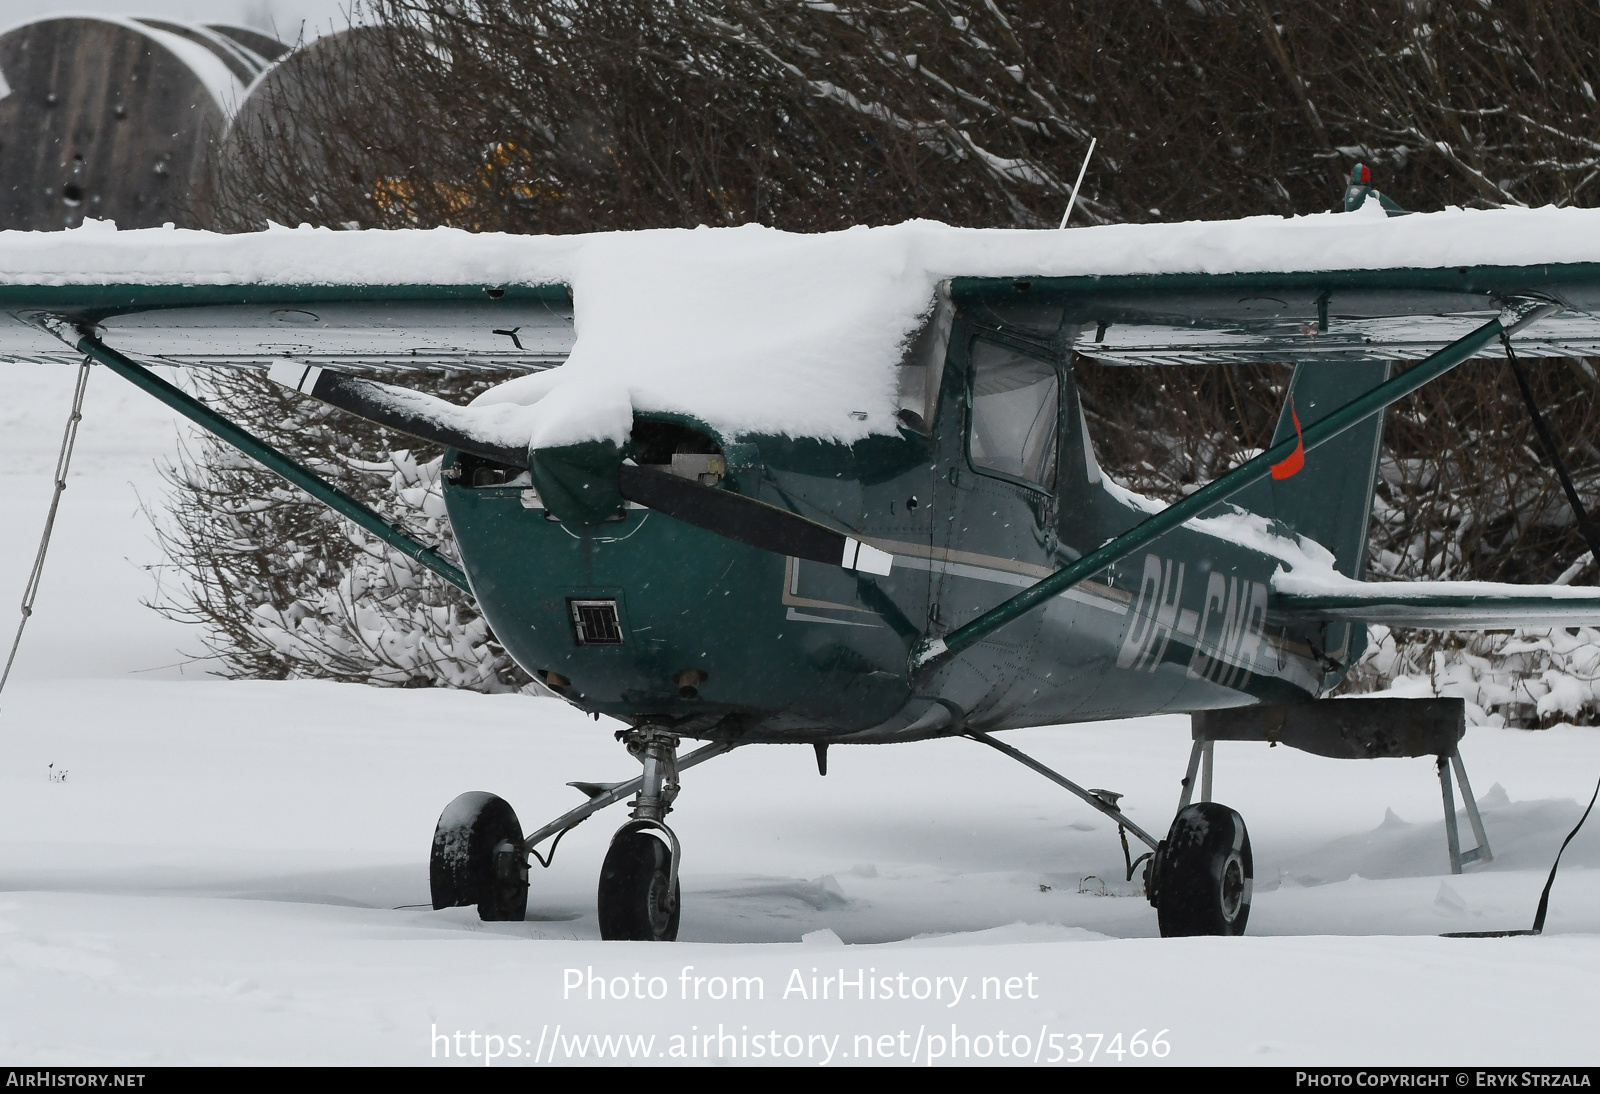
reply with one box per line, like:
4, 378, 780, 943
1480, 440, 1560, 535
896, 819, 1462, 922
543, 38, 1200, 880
597, 825, 680, 941
429, 791, 529, 922
1153, 802, 1252, 937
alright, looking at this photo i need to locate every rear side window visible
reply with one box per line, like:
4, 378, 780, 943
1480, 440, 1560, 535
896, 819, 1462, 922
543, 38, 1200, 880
967, 339, 1059, 490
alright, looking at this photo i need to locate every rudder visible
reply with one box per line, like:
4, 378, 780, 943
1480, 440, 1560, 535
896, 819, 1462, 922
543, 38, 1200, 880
1236, 360, 1390, 578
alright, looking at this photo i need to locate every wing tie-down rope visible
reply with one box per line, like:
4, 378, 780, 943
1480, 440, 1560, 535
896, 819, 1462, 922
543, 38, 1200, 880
1445, 337, 1600, 937
0, 359, 91, 707
1502, 333, 1600, 570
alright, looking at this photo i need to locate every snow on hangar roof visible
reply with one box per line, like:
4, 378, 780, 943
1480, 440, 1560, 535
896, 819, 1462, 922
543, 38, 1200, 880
5, 201, 1600, 448
0, 14, 257, 117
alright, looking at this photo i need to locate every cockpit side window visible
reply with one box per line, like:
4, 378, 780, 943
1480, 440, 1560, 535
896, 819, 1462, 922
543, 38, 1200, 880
895, 283, 954, 435
967, 338, 1059, 492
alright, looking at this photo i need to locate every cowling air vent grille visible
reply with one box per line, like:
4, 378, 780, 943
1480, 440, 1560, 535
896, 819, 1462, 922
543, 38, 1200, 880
569, 599, 623, 645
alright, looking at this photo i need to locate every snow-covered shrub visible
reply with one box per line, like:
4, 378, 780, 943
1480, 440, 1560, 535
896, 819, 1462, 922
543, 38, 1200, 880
1343, 624, 1600, 729
148, 369, 530, 692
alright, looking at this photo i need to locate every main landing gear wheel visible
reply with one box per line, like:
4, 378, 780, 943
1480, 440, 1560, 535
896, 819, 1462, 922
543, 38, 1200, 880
598, 821, 681, 941
430, 791, 529, 922
1148, 802, 1252, 937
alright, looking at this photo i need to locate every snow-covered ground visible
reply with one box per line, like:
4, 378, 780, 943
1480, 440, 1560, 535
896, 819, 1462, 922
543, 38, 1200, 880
2, 361, 1599, 1066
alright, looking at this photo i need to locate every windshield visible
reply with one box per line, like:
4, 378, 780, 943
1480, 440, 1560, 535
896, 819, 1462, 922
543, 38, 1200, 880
895, 285, 954, 434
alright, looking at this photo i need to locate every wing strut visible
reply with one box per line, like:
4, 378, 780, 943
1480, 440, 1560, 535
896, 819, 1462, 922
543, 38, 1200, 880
910, 299, 1556, 673
70, 332, 472, 593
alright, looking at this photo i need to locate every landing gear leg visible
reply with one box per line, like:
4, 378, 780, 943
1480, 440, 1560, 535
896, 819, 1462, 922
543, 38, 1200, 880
598, 728, 683, 941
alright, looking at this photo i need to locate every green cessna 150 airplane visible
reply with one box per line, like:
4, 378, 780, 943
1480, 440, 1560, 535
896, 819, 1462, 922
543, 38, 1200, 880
8, 170, 1600, 940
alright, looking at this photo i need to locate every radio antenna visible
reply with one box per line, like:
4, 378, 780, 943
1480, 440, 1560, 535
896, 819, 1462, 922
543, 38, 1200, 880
1059, 136, 1097, 229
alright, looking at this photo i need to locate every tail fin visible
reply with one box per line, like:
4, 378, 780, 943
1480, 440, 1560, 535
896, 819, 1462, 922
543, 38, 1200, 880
1236, 360, 1390, 578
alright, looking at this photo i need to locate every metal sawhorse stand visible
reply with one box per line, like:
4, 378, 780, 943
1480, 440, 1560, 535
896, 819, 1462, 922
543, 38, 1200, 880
1187, 697, 1492, 874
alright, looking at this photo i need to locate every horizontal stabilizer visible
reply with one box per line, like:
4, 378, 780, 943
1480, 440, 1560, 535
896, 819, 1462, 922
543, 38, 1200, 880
1276, 572, 1600, 628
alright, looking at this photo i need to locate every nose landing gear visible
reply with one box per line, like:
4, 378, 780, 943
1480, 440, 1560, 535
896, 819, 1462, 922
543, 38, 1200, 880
599, 819, 681, 940
431, 726, 717, 937
598, 728, 684, 941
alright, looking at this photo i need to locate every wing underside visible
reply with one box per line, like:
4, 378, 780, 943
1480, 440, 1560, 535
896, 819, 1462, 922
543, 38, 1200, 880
957, 264, 1600, 365
0, 284, 574, 373
1080, 308, 1600, 366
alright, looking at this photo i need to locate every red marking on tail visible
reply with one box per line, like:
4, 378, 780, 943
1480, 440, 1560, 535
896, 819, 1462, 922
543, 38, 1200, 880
1271, 399, 1305, 480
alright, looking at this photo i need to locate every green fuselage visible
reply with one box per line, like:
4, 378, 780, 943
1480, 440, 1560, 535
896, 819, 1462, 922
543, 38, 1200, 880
444, 292, 1346, 744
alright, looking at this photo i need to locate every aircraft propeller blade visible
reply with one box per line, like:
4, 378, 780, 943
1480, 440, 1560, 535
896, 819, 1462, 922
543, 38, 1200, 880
617, 464, 893, 575
266, 364, 892, 575
266, 362, 529, 468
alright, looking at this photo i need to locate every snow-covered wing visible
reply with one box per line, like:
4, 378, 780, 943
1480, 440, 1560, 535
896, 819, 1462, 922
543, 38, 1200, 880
11, 207, 1600, 443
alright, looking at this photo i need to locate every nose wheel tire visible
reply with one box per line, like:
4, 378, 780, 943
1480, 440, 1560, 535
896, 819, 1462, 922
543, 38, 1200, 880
598, 822, 681, 941
1149, 802, 1252, 937
429, 792, 529, 922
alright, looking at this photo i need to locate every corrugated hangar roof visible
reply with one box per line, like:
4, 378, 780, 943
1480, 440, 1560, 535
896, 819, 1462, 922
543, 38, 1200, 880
0, 14, 285, 231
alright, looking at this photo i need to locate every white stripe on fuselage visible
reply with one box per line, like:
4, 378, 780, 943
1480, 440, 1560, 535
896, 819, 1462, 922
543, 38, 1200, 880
860, 538, 1130, 615
888, 553, 1128, 614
